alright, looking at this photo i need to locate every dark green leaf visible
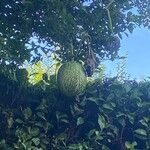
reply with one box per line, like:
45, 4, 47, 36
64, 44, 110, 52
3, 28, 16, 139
30, 127, 40, 137
23, 107, 32, 120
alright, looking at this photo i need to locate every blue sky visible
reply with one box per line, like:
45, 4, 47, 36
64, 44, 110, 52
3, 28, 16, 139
104, 27, 150, 80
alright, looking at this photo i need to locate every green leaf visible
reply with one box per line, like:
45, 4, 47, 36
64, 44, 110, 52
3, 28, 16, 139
15, 119, 24, 124
102, 103, 113, 111
134, 129, 147, 136
7, 117, 14, 128
147, 87, 150, 98
88, 129, 103, 141
41, 137, 49, 145
68, 144, 81, 150
77, 117, 84, 126
143, 117, 149, 122
98, 115, 106, 131
32, 138, 40, 146
95, 131, 103, 140
56, 111, 68, 123
61, 118, 69, 123
106, 93, 115, 101
30, 127, 40, 137
117, 113, 126, 126
127, 114, 134, 124
87, 97, 102, 106
125, 141, 132, 149
0, 139, 5, 145
139, 119, 148, 127
57, 133, 67, 141
124, 84, 131, 93
118, 118, 126, 126
109, 125, 119, 136
102, 145, 110, 150
88, 129, 96, 139
23, 107, 32, 119
37, 112, 46, 120
132, 141, 137, 146
125, 141, 137, 149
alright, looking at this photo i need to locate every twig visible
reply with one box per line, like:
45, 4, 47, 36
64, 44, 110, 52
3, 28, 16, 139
105, 0, 115, 34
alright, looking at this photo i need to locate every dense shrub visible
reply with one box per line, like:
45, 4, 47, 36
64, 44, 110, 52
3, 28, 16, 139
0, 74, 150, 150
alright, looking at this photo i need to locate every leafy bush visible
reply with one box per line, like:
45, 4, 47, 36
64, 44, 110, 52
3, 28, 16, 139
0, 73, 150, 150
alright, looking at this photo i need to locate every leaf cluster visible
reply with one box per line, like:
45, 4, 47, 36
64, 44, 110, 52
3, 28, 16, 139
0, 0, 149, 66
0, 74, 150, 150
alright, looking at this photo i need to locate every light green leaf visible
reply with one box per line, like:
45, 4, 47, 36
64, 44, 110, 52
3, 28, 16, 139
125, 141, 137, 149
32, 138, 40, 146
125, 141, 132, 149
98, 115, 106, 131
0, 139, 6, 146
124, 84, 132, 93
61, 118, 69, 123
87, 97, 102, 105
15, 118, 24, 124
57, 133, 67, 141
134, 129, 147, 136
77, 117, 84, 126
88, 129, 96, 139
139, 119, 148, 127
103, 103, 113, 110
143, 117, 149, 122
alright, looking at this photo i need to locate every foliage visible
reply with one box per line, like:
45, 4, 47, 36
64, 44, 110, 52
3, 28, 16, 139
0, 0, 150, 67
26, 61, 47, 85
0, 0, 150, 150
0, 72, 150, 150
24, 51, 61, 85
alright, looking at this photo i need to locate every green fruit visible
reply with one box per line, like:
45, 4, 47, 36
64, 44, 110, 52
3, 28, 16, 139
57, 61, 87, 97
